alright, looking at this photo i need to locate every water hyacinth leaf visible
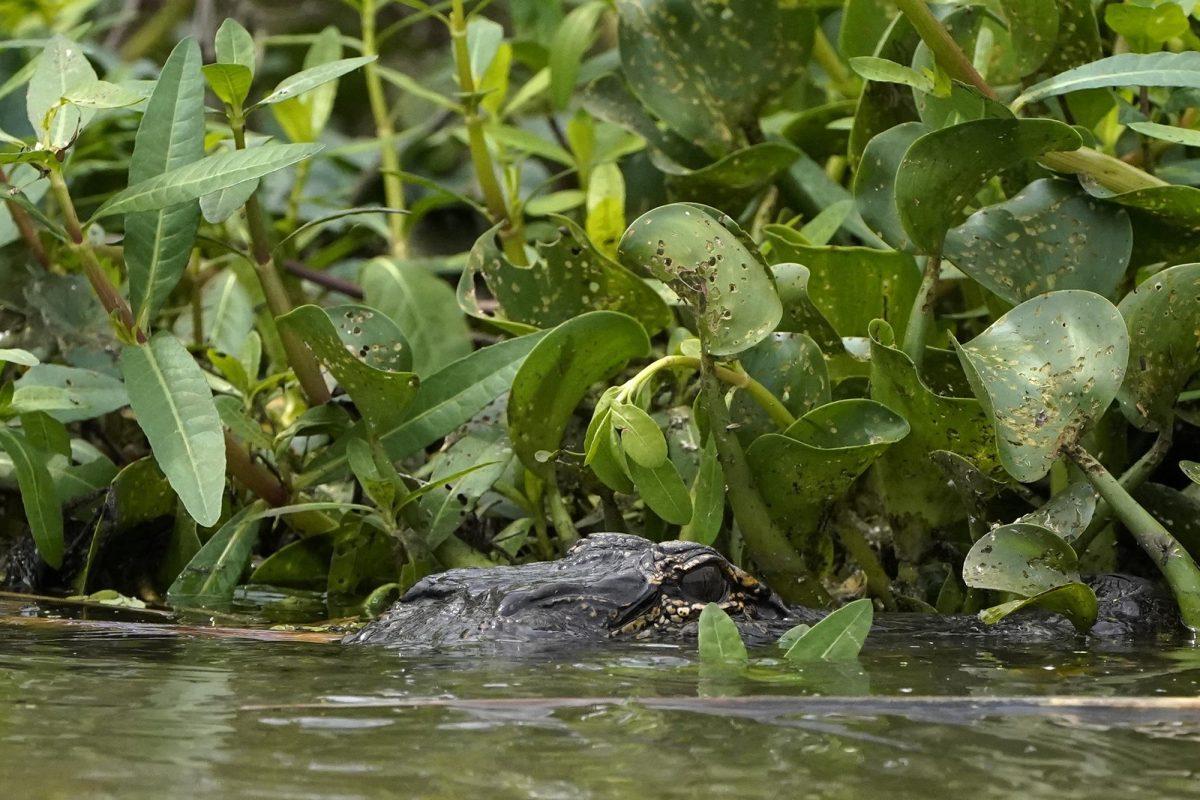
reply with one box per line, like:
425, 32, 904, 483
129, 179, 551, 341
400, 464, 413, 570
0, 426, 62, 568
954, 291, 1129, 483
173, 271, 254, 356
1184, 462, 1200, 486
768, 262, 844, 354
764, 230, 921, 341
460, 219, 671, 336
618, 203, 781, 356
615, 0, 814, 155
121, 333, 226, 527
252, 56, 376, 108
1134, 483, 1200, 560
963, 522, 1081, 596
509, 311, 648, 478
1082, 183, 1200, 229
840, 0, 899, 60
896, 118, 1083, 254
697, 603, 748, 662
167, 502, 266, 611
868, 320, 998, 541
1116, 263, 1200, 431
929, 450, 1030, 536
997, 0, 1060, 76
278, 304, 418, 436
979, 583, 1098, 634
26, 36, 97, 149
14, 365, 129, 423
853, 121, 928, 252
782, 598, 873, 662
781, 100, 856, 164
1017, 482, 1097, 543
90, 143, 323, 219
361, 258, 472, 377
215, 18, 256, 74
1015, 51, 1200, 110
651, 142, 800, 214
943, 179, 1132, 304
748, 400, 909, 551
730, 332, 830, 446
126, 39, 206, 326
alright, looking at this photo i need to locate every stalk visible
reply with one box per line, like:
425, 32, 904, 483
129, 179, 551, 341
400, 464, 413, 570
699, 362, 830, 607
449, 0, 527, 265
621, 354, 795, 429
224, 431, 288, 507
545, 479, 580, 547
1066, 442, 1200, 631
1075, 427, 1175, 554
0, 170, 50, 270
229, 113, 331, 406
901, 253, 940, 369
892, 0, 1166, 193
361, 0, 409, 258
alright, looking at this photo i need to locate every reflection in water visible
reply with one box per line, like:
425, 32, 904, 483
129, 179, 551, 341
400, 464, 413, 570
2, 602, 1200, 799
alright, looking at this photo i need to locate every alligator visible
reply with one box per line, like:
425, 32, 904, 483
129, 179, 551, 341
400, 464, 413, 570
345, 533, 1181, 648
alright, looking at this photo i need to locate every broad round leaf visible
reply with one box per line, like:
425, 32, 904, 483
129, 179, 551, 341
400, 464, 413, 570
979, 583, 1098, 634
944, 179, 1132, 304
730, 332, 830, 446
954, 291, 1128, 483
853, 121, 928, 252
697, 603, 748, 662
652, 142, 800, 214
963, 522, 1081, 596
618, 203, 781, 356
1116, 263, 1200, 432
363, 258, 472, 377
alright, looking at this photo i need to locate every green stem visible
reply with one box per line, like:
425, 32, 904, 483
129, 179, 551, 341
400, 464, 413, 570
1067, 441, 1200, 632
622, 355, 795, 429
699, 363, 830, 607
835, 512, 897, 611
902, 253, 940, 369
361, 0, 408, 258
0, 170, 50, 270
229, 114, 331, 406
1075, 426, 1175, 554
893, 0, 1165, 193
449, 0, 527, 265
545, 478, 580, 547
811, 28, 859, 99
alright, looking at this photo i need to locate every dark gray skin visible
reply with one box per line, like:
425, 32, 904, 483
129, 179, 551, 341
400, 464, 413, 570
345, 533, 1181, 648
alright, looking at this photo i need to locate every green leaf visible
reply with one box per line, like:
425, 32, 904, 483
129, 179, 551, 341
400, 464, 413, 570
943, 178, 1132, 304
618, 203, 781, 356
120, 332, 226, 527
963, 522, 1081, 596
127, 38, 206, 326
419, 422, 513, 549
461, 218, 671, 336
173, 271, 254, 356
1018, 482, 1098, 543
629, 456, 692, 525
697, 603, 748, 662
680, 436, 723, 545
507, 311, 648, 478
0, 426, 62, 568
250, 530, 336, 590
199, 177, 258, 224
1183, 461, 1200, 486
730, 332, 830, 446
954, 291, 1129, 483
347, 437, 398, 514
202, 63, 253, 108
253, 56, 376, 108
586, 161, 626, 259
0, 348, 37, 366
277, 25, 343, 139
1128, 122, 1200, 147
979, 583, 1097, 634
1116, 263, 1200, 432
467, 17, 505, 82
767, 263, 844, 355
167, 502, 266, 611
63, 79, 150, 109
896, 118, 1082, 254
26, 35, 97, 148
782, 598, 873, 662
15, 364, 129, 423
849, 56, 935, 94
1015, 52, 1200, 110
361, 258, 472, 378
550, 0, 607, 109
277, 304, 418, 436
652, 142, 800, 215
840, 0, 900, 60
1105, 2, 1188, 53
90, 143, 323, 219
616, 0, 814, 154
215, 18, 256, 75
77, 458, 175, 592
853, 121, 928, 252
611, 402, 668, 468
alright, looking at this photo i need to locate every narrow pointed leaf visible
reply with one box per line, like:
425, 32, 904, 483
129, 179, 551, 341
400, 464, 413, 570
783, 598, 873, 662
0, 426, 62, 568
697, 603, 748, 662
253, 56, 376, 107
167, 502, 266, 611
1015, 51, 1200, 110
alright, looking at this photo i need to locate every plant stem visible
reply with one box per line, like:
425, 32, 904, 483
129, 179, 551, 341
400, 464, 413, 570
893, 0, 1165, 193
545, 479, 579, 547
811, 28, 858, 99
1075, 426, 1175, 554
902, 253, 940, 369
835, 510, 898, 611
699, 363, 830, 607
361, 0, 409, 258
224, 431, 288, 506
449, 0, 527, 265
623, 354, 795, 429
47, 169, 140, 339
282, 260, 365, 299
0, 170, 50, 270
229, 115, 331, 406
1066, 441, 1200, 632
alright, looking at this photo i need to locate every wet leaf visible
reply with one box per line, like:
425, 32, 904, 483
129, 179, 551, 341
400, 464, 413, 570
954, 291, 1129, 483
618, 203, 781, 356
508, 311, 648, 478
896, 118, 1083, 254
1116, 263, 1200, 432
963, 522, 1081, 596
979, 583, 1097, 634
782, 598, 873, 662
460, 219, 671, 336
167, 502, 266, 611
0, 426, 62, 568
943, 179, 1132, 304
697, 603, 748, 662
1018, 482, 1098, 543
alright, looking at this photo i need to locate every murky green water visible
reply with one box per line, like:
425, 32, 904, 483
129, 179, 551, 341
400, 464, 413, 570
3, 600, 1200, 799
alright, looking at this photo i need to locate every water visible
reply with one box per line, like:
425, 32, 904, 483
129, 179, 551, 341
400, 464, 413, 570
3, 598, 1200, 799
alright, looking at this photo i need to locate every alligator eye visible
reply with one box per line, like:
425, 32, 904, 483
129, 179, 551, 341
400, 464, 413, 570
679, 564, 727, 603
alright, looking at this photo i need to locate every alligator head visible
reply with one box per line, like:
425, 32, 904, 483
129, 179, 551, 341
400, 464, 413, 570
344, 533, 795, 648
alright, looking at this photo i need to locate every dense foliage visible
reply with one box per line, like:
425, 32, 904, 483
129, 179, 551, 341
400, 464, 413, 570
1, 0, 1199, 635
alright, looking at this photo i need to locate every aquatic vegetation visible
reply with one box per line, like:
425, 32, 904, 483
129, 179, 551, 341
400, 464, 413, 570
0, 0, 1198, 639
